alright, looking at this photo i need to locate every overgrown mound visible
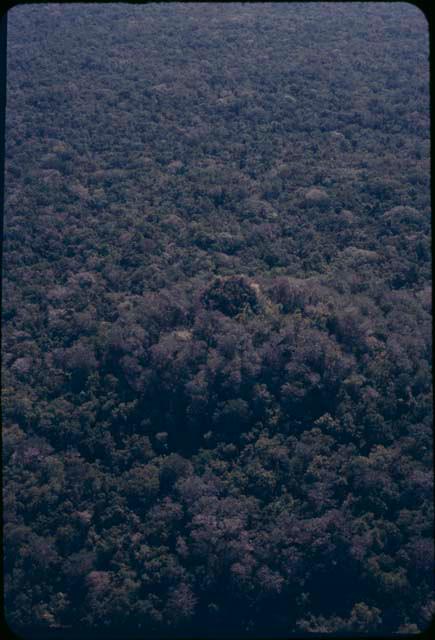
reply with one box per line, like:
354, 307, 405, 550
201, 276, 260, 317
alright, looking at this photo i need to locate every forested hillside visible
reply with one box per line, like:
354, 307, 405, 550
2, 3, 433, 636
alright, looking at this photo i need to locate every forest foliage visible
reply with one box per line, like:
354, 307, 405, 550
2, 2, 433, 637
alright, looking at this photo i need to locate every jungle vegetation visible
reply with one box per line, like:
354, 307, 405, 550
2, 2, 432, 637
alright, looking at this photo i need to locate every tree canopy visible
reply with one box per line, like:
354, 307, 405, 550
2, 3, 432, 637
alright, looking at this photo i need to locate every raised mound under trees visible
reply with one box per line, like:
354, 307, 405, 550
201, 275, 260, 317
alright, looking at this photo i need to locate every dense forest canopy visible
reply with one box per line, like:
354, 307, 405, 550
2, 2, 433, 637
